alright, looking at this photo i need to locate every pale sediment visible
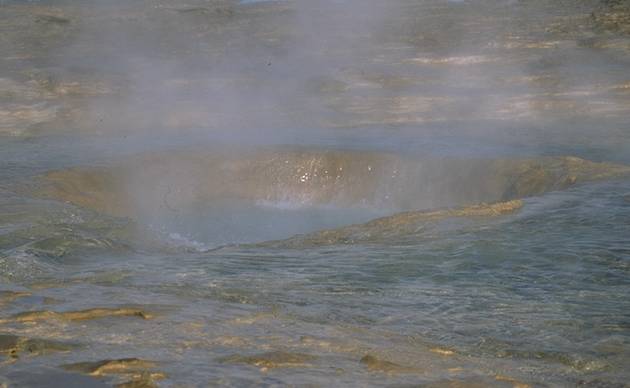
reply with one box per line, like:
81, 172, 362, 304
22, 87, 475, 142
0, 104, 58, 136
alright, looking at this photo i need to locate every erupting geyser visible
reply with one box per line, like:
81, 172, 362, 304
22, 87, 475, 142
1, 0, 630, 386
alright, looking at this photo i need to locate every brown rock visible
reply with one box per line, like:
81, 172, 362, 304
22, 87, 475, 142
0, 334, 76, 358
261, 200, 524, 248
359, 354, 418, 374
4, 307, 152, 324
62, 359, 165, 387
63, 358, 157, 376
115, 372, 166, 388
218, 351, 316, 369
0, 335, 20, 356
0, 291, 30, 306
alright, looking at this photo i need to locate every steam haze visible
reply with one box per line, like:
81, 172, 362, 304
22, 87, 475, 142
2, 0, 630, 243
3, 0, 625, 154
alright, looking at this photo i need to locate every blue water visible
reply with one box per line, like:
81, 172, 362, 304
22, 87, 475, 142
1, 142, 629, 385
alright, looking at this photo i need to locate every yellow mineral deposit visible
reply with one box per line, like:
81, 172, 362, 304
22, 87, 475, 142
62, 358, 166, 388
2, 307, 153, 324
218, 351, 317, 372
359, 354, 420, 374
0, 291, 30, 306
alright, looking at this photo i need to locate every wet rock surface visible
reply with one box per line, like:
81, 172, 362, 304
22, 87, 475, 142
0, 285, 165, 385
261, 200, 524, 248
422, 377, 519, 388
3, 307, 153, 323
359, 354, 418, 374
0, 291, 30, 306
61, 359, 165, 387
5, 369, 111, 388
0, 336, 19, 356
218, 351, 317, 370
0, 334, 76, 358
62, 358, 158, 376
